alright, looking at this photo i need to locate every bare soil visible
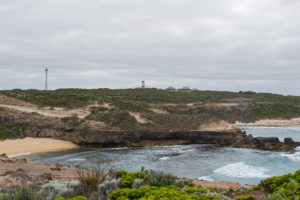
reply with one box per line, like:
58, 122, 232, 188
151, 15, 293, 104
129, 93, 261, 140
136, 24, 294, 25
0, 154, 79, 187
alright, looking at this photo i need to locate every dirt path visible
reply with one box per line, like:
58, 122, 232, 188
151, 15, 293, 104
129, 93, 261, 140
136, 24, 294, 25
0, 94, 94, 119
0, 104, 90, 119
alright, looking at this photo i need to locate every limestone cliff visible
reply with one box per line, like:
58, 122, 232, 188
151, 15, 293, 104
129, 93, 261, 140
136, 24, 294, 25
0, 107, 298, 152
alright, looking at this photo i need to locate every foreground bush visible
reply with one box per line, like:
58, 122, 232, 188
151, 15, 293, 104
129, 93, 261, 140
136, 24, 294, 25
236, 195, 256, 200
116, 170, 144, 188
259, 170, 300, 199
40, 180, 79, 200
143, 169, 183, 188
109, 185, 220, 200
55, 196, 87, 200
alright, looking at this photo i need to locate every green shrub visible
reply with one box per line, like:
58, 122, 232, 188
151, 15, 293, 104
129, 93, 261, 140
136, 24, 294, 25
236, 195, 256, 200
14, 188, 39, 200
54, 196, 87, 200
90, 106, 109, 113
116, 170, 144, 188
0, 121, 26, 140
89, 178, 121, 200
143, 169, 179, 188
260, 170, 300, 199
208, 187, 217, 193
184, 186, 208, 194
73, 157, 107, 197
259, 173, 294, 192
252, 185, 261, 191
61, 114, 82, 126
40, 180, 79, 200
263, 188, 287, 200
88, 109, 137, 129
0, 187, 39, 200
109, 185, 220, 200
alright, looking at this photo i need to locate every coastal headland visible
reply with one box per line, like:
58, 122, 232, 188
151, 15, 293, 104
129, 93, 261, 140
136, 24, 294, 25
1, 89, 300, 153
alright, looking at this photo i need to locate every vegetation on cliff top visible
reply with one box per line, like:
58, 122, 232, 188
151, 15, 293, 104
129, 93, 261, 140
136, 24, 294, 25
2, 88, 300, 108
2, 88, 300, 130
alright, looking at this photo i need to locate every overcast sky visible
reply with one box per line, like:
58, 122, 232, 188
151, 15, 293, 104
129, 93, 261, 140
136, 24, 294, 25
0, 0, 300, 95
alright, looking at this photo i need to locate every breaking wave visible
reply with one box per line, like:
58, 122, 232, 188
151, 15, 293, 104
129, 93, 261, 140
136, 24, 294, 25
214, 162, 270, 178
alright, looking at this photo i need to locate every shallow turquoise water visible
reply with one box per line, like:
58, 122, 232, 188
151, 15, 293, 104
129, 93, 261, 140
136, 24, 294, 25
24, 127, 300, 185
239, 126, 300, 142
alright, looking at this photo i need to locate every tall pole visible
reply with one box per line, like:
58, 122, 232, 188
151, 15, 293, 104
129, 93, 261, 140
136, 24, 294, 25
45, 68, 48, 90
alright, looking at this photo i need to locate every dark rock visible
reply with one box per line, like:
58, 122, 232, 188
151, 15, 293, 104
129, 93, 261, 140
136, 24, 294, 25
41, 173, 52, 180
284, 138, 293, 144
50, 167, 62, 171
16, 168, 25, 173
0, 153, 8, 158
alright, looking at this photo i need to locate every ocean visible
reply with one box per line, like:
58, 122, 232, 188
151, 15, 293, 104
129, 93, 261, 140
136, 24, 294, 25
23, 126, 300, 185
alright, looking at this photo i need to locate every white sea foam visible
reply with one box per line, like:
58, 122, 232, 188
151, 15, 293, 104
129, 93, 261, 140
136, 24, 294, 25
198, 176, 214, 181
214, 162, 270, 178
280, 147, 300, 161
69, 158, 86, 161
280, 153, 300, 161
151, 145, 196, 155
159, 156, 170, 161
103, 147, 129, 150
8, 152, 31, 158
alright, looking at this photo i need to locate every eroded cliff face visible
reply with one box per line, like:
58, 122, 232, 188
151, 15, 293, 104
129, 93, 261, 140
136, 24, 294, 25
0, 107, 298, 152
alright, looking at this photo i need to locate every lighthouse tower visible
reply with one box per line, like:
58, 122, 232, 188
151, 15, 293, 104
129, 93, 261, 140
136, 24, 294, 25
141, 81, 145, 89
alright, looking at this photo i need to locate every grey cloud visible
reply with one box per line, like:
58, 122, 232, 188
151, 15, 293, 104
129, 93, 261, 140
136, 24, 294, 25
0, 0, 300, 94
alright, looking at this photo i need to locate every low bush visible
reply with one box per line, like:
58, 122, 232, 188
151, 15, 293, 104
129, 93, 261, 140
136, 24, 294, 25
259, 172, 296, 192
116, 170, 144, 188
73, 157, 108, 197
61, 114, 82, 126
259, 170, 300, 199
0, 187, 39, 200
87, 109, 137, 129
143, 169, 181, 188
184, 186, 208, 194
55, 196, 87, 200
109, 185, 220, 200
39, 180, 79, 200
236, 195, 256, 200
89, 177, 121, 200
0, 121, 26, 140
90, 106, 109, 113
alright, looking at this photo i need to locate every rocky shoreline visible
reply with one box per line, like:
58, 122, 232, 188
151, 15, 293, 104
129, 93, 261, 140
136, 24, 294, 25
27, 128, 300, 152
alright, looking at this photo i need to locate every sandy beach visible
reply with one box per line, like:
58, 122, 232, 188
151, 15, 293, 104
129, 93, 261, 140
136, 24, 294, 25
235, 117, 300, 127
0, 137, 79, 157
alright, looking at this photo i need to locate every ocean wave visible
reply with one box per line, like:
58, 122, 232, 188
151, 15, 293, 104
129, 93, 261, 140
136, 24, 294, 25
149, 145, 197, 155
280, 153, 300, 162
214, 162, 270, 178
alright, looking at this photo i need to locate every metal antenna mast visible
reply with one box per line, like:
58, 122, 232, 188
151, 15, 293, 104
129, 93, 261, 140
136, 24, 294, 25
45, 68, 48, 90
